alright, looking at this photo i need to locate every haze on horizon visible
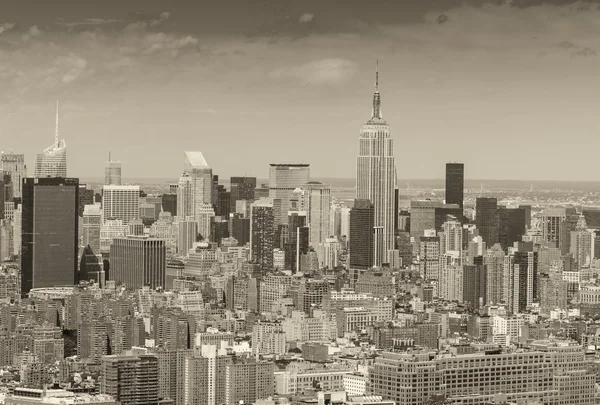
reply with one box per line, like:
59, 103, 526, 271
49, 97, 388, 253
1, 0, 599, 181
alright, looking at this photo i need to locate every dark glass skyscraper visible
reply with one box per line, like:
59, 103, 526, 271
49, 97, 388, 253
161, 193, 177, 216
250, 198, 275, 271
230, 176, 257, 212
475, 197, 499, 247
349, 199, 375, 270
285, 211, 309, 273
21, 177, 79, 295
498, 206, 527, 251
445, 163, 464, 210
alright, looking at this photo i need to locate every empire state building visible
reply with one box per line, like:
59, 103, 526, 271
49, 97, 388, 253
356, 63, 397, 266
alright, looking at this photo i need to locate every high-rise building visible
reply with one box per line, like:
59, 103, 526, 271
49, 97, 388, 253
186, 150, 212, 205
82, 204, 102, 252
110, 236, 166, 290
268, 164, 310, 226
440, 215, 462, 254
445, 163, 464, 210
161, 193, 177, 216
102, 185, 140, 225
302, 181, 331, 248
21, 177, 79, 295
0, 152, 26, 198
475, 197, 499, 247
183, 345, 232, 405
250, 198, 275, 272
78, 184, 94, 217
101, 353, 159, 405
35, 102, 67, 178
420, 236, 440, 281
285, 211, 309, 273
570, 215, 594, 268
230, 214, 250, 246
177, 219, 197, 255
224, 358, 275, 405
498, 206, 527, 251
230, 176, 257, 212
104, 154, 122, 186
542, 207, 567, 249
485, 243, 505, 305
356, 65, 397, 263
349, 199, 375, 275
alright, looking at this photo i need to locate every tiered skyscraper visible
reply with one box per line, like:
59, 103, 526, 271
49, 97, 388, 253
35, 102, 67, 178
356, 63, 397, 263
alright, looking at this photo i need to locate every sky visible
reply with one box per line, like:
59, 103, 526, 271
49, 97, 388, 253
1, 0, 600, 181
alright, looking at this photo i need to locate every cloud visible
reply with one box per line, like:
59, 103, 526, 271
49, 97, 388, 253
22, 25, 42, 42
126, 11, 171, 31
57, 18, 121, 28
0, 23, 15, 35
299, 13, 314, 24
271, 58, 358, 85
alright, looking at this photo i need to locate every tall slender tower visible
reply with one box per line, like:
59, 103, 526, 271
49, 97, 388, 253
356, 62, 397, 263
35, 101, 67, 178
104, 152, 122, 185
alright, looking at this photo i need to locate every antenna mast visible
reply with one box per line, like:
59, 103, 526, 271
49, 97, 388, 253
55, 101, 59, 147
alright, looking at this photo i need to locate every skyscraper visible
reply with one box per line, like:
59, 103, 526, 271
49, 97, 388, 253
0, 152, 26, 198
445, 162, 464, 210
285, 211, 309, 273
302, 181, 332, 248
21, 177, 79, 295
161, 193, 177, 216
230, 176, 257, 212
102, 185, 140, 225
110, 236, 166, 290
35, 102, 67, 178
250, 198, 275, 271
498, 206, 527, 251
268, 164, 310, 226
349, 199, 375, 272
82, 204, 102, 253
185, 150, 213, 206
542, 207, 567, 249
356, 64, 397, 263
475, 197, 499, 247
104, 153, 122, 186
177, 151, 213, 229
570, 215, 594, 268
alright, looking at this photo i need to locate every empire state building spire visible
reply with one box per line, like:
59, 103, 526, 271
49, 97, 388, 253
371, 60, 382, 120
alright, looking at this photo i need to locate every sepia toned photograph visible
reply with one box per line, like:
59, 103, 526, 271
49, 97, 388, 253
1, 1, 600, 404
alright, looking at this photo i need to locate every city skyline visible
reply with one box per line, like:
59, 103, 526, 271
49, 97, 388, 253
2, 1, 600, 181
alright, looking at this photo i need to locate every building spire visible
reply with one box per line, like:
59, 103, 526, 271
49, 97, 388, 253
55, 100, 59, 147
371, 60, 382, 120
375, 59, 379, 92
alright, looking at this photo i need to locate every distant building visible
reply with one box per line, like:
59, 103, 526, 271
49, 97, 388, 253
445, 162, 464, 210
476, 197, 499, 247
269, 164, 310, 226
0, 152, 27, 197
250, 198, 275, 271
230, 176, 257, 213
105, 156, 122, 186
102, 185, 140, 225
110, 236, 166, 290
